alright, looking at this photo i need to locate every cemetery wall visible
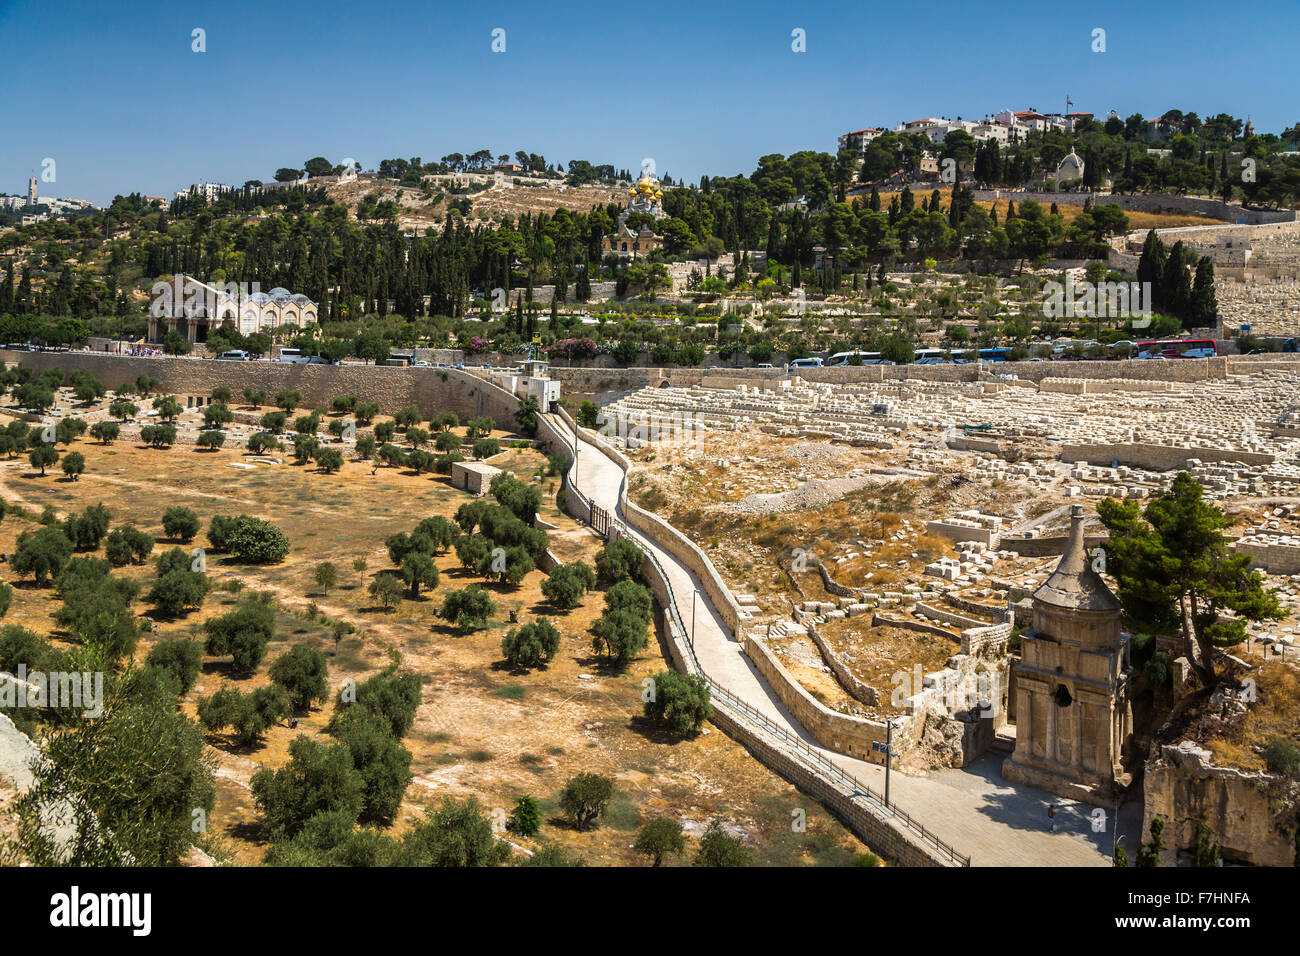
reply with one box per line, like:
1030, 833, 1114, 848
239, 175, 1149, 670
972, 191, 1298, 225
1059, 441, 1274, 471
0, 351, 521, 426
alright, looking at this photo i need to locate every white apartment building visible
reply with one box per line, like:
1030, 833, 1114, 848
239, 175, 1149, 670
174, 182, 232, 202
838, 128, 887, 155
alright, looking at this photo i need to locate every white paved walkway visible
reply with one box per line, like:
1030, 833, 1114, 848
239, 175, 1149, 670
561, 420, 1135, 866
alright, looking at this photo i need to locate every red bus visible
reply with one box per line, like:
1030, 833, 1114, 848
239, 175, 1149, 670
1135, 339, 1218, 359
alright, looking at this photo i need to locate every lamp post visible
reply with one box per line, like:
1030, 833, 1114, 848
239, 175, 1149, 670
873, 719, 897, 809
691, 589, 698, 646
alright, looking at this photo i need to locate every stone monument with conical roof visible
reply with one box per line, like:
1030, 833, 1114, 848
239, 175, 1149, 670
1002, 504, 1133, 805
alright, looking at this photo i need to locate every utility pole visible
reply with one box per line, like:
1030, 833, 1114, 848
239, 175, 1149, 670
691, 589, 698, 645
873, 720, 896, 808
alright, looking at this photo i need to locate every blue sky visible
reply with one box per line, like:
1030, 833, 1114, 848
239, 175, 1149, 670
2, 0, 1296, 205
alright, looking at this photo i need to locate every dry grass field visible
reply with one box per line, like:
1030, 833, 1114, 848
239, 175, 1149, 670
0, 393, 876, 867
869, 188, 1217, 230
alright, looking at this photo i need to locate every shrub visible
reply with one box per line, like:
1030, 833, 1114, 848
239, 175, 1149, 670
12, 526, 74, 585
270, 645, 330, 711
162, 506, 201, 543
472, 437, 500, 459
105, 526, 154, 566
0, 624, 64, 674
440, 585, 496, 632
204, 601, 275, 674
225, 516, 290, 564
506, 795, 542, 837
558, 772, 614, 831
1263, 736, 1300, 777
145, 639, 204, 694
595, 538, 645, 583
694, 819, 751, 867
501, 619, 561, 669
148, 569, 210, 617
643, 670, 713, 736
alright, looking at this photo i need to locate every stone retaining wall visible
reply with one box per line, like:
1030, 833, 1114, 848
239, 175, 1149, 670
0, 351, 521, 427
1059, 441, 1274, 471
806, 622, 879, 707
744, 635, 903, 762
914, 602, 986, 631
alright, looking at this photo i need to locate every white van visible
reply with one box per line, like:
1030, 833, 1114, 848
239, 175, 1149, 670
216, 350, 250, 361
787, 357, 824, 370
276, 348, 310, 364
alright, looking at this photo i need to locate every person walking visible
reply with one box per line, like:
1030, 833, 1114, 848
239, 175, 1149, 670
1048, 804, 1058, 834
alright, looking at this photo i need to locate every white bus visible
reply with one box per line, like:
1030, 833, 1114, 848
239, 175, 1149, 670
827, 351, 881, 366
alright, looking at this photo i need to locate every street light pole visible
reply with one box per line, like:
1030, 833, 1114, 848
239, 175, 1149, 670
885, 719, 894, 809
691, 589, 698, 645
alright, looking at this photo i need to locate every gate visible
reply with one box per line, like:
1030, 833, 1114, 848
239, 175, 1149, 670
591, 504, 611, 537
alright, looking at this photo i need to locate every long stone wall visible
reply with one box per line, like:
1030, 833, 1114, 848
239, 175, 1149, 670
806, 622, 879, 707
0, 351, 521, 426
744, 635, 903, 762
1059, 441, 1274, 472
973, 190, 1298, 226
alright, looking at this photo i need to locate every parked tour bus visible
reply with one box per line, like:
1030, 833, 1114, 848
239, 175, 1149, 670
1135, 338, 1218, 359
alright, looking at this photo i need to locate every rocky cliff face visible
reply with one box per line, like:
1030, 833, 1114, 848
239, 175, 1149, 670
1143, 739, 1299, 866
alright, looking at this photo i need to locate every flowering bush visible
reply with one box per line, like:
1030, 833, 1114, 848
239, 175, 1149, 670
552, 338, 598, 359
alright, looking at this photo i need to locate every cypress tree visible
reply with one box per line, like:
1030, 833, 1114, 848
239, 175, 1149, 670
1191, 256, 1219, 328
1137, 229, 1168, 311
1162, 241, 1193, 323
